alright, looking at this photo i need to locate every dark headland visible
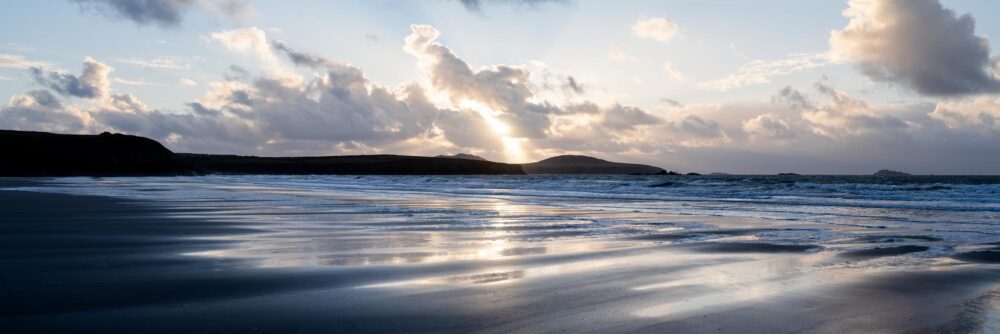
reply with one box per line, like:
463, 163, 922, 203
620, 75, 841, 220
0, 130, 198, 176
522, 155, 666, 175
0, 130, 667, 176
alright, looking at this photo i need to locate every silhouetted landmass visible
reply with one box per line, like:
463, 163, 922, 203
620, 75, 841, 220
1, 130, 679, 176
777, 172, 800, 176
521, 155, 665, 175
874, 169, 911, 176
434, 153, 488, 161
179, 154, 525, 175
0, 130, 198, 176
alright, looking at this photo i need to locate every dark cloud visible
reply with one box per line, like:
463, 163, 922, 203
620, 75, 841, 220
563, 76, 585, 94
600, 104, 660, 130
71, 0, 195, 27
660, 98, 683, 108
675, 115, 725, 139
70, 0, 252, 27
30, 57, 111, 99
831, 0, 1000, 96
772, 86, 812, 110
271, 41, 339, 69
456, 0, 566, 12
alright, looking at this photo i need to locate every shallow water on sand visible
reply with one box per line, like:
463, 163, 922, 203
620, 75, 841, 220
3, 175, 1000, 333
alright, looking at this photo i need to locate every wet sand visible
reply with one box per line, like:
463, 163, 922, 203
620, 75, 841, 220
1, 179, 999, 333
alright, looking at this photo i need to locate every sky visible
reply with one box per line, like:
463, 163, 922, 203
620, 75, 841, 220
2, 0, 1000, 174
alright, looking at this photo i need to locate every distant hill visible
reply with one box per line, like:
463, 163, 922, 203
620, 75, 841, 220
874, 169, 910, 176
520, 155, 666, 175
0, 130, 198, 176
434, 153, 488, 161
0, 130, 678, 176
180, 154, 524, 175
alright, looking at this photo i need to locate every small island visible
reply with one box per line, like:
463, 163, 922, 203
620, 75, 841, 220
874, 169, 911, 176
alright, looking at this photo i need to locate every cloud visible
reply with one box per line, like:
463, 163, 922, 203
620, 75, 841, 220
0, 54, 52, 69
830, 0, 1000, 96
632, 17, 679, 43
8, 24, 1000, 173
772, 86, 813, 110
607, 46, 636, 63
115, 57, 191, 70
271, 41, 339, 69
455, 0, 565, 12
563, 76, 584, 94
930, 96, 1000, 133
210, 28, 288, 76
180, 78, 198, 86
662, 62, 685, 82
30, 57, 112, 99
404, 24, 557, 138
777, 83, 909, 139
660, 98, 683, 107
0, 90, 90, 133
70, 0, 253, 27
600, 104, 660, 130
743, 113, 795, 139
112, 77, 155, 86
699, 53, 830, 91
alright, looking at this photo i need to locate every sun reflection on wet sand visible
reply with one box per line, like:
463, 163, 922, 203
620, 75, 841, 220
11, 176, 1000, 333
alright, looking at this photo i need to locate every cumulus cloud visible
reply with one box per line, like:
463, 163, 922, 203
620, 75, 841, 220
210, 28, 288, 76
29, 57, 112, 99
0, 90, 90, 133
404, 24, 557, 138
600, 104, 660, 130
632, 17, 679, 43
772, 83, 909, 139
743, 113, 795, 139
930, 96, 1000, 133
70, 0, 253, 27
830, 0, 1000, 96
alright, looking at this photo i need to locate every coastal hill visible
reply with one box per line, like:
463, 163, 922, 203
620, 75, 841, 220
179, 154, 524, 175
434, 153, 488, 161
0, 130, 198, 176
521, 155, 666, 175
0, 130, 670, 176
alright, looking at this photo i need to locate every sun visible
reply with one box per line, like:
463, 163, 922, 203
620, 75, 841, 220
458, 99, 527, 163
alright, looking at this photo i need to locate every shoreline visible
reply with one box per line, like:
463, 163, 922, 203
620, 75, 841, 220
1, 178, 999, 333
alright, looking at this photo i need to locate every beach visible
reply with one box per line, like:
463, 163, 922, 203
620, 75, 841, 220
1, 176, 999, 333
